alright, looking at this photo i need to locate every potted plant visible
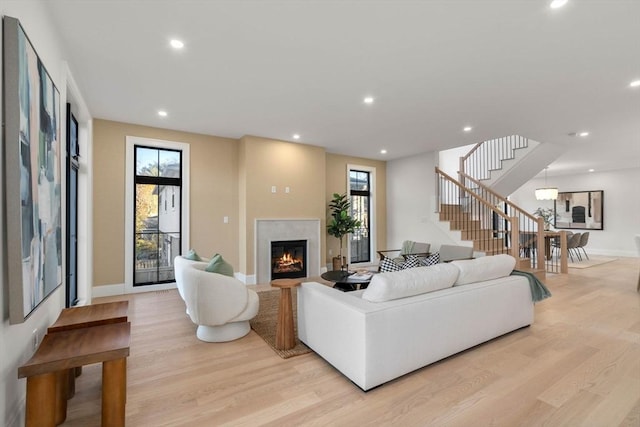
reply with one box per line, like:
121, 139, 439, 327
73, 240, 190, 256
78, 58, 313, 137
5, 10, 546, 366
327, 193, 361, 271
533, 207, 556, 231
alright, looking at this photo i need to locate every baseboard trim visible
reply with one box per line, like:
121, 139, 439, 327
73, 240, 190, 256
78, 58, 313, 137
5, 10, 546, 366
587, 250, 637, 258
236, 273, 256, 285
92, 283, 125, 298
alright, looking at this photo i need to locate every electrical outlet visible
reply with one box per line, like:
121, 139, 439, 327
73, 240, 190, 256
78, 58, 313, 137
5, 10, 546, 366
271, 186, 277, 193
32, 328, 38, 350
329, 249, 333, 256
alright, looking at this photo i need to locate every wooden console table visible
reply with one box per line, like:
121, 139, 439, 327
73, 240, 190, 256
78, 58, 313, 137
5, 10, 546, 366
19, 322, 131, 427
270, 279, 302, 350
48, 301, 129, 333
47, 300, 129, 421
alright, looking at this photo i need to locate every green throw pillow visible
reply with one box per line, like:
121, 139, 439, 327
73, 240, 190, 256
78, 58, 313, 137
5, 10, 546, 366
205, 254, 234, 277
184, 249, 202, 261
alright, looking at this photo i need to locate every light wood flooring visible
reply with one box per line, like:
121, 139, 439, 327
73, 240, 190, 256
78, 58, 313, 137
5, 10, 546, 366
63, 258, 640, 426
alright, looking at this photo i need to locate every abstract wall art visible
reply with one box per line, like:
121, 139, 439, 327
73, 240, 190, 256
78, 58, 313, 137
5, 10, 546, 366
3, 16, 62, 324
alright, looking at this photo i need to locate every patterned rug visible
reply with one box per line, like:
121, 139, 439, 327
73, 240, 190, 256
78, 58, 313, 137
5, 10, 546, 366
567, 256, 617, 269
249, 288, 312, 359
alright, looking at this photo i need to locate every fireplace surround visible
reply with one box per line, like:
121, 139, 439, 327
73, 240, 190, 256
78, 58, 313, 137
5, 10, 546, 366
255, 219, 321, 284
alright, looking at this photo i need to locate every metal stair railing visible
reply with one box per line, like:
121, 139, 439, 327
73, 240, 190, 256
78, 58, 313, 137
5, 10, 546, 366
459, 171, 569, 274
436, 167, 519, 260
459, 135, 529, 186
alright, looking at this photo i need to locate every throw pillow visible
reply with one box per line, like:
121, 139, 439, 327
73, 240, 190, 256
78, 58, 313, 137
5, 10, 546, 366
419, 252, 440, 267
402, 255, 421, 269
184, 249, 202, 261
379, 256, 402, 272
205, 254, 234, 277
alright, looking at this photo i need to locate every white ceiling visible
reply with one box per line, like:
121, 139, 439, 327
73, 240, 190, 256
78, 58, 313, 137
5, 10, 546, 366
45, 0, 640, 176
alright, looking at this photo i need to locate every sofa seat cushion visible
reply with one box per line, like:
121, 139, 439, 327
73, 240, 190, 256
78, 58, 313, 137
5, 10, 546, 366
451, 254, 516, 286
362, 263, 459, 302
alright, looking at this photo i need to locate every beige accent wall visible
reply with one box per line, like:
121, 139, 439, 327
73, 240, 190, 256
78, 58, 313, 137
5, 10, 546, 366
92, 119, 239, 286
239, 136, 326, 276
92, 121, 387, 286
325, 153, 387, 265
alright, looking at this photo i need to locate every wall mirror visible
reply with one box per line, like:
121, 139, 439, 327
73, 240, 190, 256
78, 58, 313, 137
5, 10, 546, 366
554, 190, 604, 230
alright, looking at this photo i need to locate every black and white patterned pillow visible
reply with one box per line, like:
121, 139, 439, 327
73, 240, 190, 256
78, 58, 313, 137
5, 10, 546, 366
419, 252, 440, 266
402, 255, 421, 269
379, 257, 403, 272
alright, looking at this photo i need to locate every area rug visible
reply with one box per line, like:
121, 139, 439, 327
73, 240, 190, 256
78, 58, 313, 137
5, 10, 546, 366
249, 288, 312, 359
568, 256, 617, 269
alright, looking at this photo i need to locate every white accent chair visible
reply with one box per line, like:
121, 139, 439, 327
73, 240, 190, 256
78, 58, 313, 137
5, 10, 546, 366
174, 256, 259, 342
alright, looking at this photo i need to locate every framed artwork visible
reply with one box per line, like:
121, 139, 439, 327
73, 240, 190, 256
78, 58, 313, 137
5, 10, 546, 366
3, 16, 62, 324
554, 190, 604, 230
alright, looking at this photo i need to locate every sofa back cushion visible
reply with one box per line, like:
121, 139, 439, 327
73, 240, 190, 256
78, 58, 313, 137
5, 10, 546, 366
362, 263, 459, 302
451, 254, 516, 286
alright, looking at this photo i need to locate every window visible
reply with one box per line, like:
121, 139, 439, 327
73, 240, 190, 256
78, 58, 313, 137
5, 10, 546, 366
65, 104, 79, 307
133, 146, 182, 286
349, 168, 373, 263
125, 137, 190, 293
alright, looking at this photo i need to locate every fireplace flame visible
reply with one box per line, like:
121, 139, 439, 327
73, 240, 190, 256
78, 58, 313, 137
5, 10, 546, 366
273, 251, 303, 273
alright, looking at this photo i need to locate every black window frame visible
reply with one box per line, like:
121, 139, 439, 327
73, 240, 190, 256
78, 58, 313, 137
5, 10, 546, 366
133, 145, 183, 286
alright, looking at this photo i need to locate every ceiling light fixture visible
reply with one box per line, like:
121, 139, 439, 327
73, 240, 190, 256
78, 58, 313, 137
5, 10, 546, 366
363, 96, 374, 104
292, 134, 300, 140
630, 80, 640, 88
463, 126, 472, 132
535, 167, 558, 200
588, 169, 595, 172
579, 131, 589, 137
170, 39, 184, 49
158, 110, 168, 117
380, 149, 387, 154
550, 0, 568, 9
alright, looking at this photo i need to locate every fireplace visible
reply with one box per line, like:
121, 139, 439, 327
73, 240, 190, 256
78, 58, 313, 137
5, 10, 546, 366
271, 240, 307, 280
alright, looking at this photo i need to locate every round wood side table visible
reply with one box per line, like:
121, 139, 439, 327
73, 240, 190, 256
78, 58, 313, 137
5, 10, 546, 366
270, 279, 302, 350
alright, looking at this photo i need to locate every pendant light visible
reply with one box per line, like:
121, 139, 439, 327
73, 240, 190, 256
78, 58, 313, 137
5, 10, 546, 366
535, 167, 558, 200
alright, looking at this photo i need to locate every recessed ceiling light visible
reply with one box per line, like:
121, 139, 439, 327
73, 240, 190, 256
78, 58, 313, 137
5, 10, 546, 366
630, 80, 640, 88
550, 0, 568, 9
170, 39, 184, 49
588, 169, 595, 172
292, 134, 300, 140
158, 110, 168, 117
463, 126, 472, 132
579, 132, 589, 137
380, 149, 387, 154
363, 97, 374, 104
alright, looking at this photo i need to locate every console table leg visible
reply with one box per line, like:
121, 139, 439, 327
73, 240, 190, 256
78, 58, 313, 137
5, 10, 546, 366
55, 369, 69, 424
102, 358, 126, 427
25, 373, 56, 427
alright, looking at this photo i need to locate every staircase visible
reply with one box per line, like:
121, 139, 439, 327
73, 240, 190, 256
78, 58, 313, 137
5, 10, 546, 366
436, 167, 549, 281
459, 135, 568, 196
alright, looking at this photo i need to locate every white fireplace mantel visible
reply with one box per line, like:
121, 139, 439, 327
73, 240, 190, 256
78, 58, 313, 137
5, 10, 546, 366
254, 218, 321, 285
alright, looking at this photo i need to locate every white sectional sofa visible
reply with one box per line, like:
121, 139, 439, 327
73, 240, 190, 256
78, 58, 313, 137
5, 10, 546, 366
297, 255, 535, 391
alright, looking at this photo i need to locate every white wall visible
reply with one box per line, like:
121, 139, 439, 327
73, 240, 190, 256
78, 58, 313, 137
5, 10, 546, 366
438, 143, 474, 178
0, 2, 88, 425
509, 168, 640, 257
387, 152, 458, 250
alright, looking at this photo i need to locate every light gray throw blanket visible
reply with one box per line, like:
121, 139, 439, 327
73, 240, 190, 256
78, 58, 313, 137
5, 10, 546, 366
401, 240, 415, 255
